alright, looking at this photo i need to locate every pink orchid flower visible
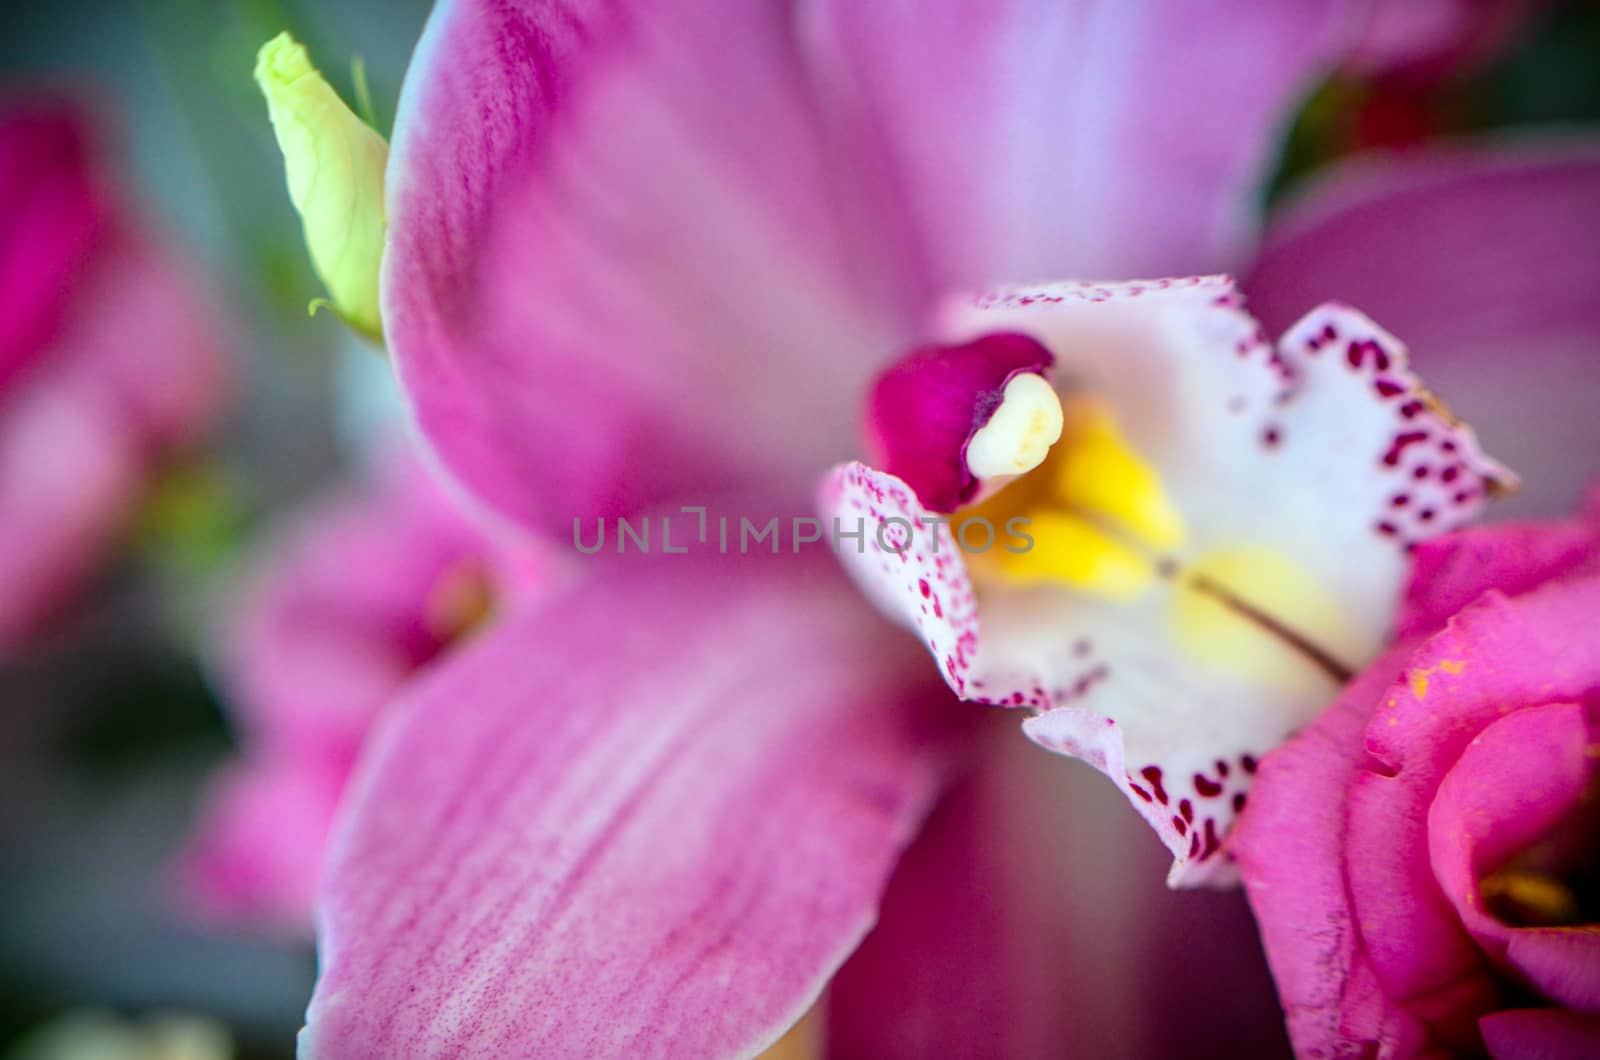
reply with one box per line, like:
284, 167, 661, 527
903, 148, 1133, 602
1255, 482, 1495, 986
1233, 502, 1600, 1057
0, 101, 229, 649
289, 2, 1598, 1054
181, 444, 540, 932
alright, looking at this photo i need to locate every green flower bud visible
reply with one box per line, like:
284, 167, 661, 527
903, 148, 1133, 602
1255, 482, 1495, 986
255, 32, 387, 340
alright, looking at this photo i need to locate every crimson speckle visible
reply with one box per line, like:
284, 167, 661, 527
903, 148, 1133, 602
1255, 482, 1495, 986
1141, 765, 1168, 804
1179, 798, 1194, 824
1194, 773, 1223, 798
1241, 754, 1258, 774
1173, 816, 1188, 836
918, 578, 931, 598
1129, 783, 1154, 803
1232, 792, 1248, 813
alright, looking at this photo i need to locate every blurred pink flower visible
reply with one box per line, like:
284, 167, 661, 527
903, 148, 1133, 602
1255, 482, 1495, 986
1347, 0, 1550, 83
180, 446, 540, 932
1234, 504, 1600, 1057
289, 1, 1597, 1055
0, 101, 229, 649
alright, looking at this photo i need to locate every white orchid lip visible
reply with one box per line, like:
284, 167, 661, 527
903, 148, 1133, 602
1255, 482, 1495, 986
823, 276, 1515, 886
963, 372, 1064, 481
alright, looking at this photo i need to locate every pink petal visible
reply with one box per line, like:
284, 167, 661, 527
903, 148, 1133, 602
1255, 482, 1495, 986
0, 102, 111, 390
179, 756, 344, 933
1236, 518, 1600, 1057
1481, 1008, 1600, 1060
1232, 644, 1432, 1056
802, 0, 1352, 283
302, 550, 966, 1057
187, 445, 540, 929
1346, 0, 1548, 80
1398, 510, 1600, 640
1244, 142, 1600, 515
1341, 577, 1600, 1045
387, 0, 923, 533
1428, 701, 1600, 1011
217, 446, 538, 758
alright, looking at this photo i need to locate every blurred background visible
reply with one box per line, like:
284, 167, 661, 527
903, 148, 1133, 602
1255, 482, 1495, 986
0, 1, 1597, 1057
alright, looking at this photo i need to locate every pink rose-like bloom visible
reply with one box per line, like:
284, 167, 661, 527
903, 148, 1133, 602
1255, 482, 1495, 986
181, 447, 540, 932
1234, 506, 1600, 1057
0, 101, 229, 649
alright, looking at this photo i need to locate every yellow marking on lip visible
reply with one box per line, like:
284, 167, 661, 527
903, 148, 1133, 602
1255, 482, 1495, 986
1171, 547, 1357, 691
1053, 398, 1186, 552
989, 510, 1153, 600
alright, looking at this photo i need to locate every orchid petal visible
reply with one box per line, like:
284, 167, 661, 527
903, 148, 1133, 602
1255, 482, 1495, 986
800, 0, 1352, 283
1245, 141, 1600, 515
386, 0, 923, 534
828, 723, 1290, 1057
301, 550, 964, 1057
823, 278, 1507, 883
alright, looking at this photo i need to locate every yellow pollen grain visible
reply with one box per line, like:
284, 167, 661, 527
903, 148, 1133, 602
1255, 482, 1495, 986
1409, 658, 1466, 699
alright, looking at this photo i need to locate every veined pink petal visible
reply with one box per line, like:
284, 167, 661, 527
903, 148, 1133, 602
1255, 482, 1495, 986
821, 278, 1506, 884
387, 0, 924, 534
389, 1, 1358, 537
1245, 141, 1600, 515
302, 550, 966, 1057
801, 0, 1354, 284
